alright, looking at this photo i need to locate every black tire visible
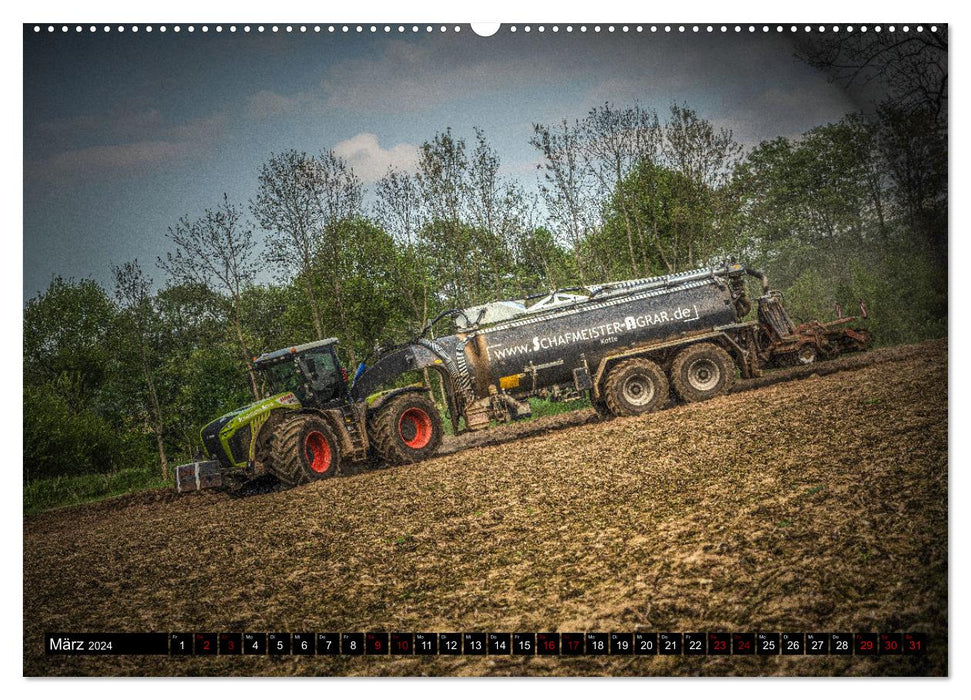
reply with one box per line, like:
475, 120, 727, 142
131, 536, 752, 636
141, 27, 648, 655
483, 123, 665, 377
268, 414, 340, 487
670, 342, 736, 403
591, 398, 611, 420
602, 358, 670, 417
368, 392, 443, 465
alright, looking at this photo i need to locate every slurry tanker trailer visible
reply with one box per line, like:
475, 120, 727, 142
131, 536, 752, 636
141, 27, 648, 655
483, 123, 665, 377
176, 263, 871, 492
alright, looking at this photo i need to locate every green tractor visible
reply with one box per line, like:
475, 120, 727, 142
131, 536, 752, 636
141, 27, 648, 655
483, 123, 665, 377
175, 338, 444, 492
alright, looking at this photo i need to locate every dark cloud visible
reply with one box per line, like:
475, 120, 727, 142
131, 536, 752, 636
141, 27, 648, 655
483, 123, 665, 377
25, 112, 228, 182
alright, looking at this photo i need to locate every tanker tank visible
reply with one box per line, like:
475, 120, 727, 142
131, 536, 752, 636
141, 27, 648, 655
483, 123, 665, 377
446, 265, 748, 400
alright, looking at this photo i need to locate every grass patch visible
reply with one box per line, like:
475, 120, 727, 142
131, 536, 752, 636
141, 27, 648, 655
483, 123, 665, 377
528, 396, 591, 417
440, 395, 592, 436
24, 468, 168, 514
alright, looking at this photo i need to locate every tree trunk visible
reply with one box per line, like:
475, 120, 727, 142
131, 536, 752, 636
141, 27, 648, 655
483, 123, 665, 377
572, 228, 585, 284
869, 176, 887, 240
153, 428, 169, 482
303, 273, 325, 338
331, 273, 357, 368
652, 220, 673, 273
141, 354, 169, 481
231, 298, 259, 399
620, 202, 640, 278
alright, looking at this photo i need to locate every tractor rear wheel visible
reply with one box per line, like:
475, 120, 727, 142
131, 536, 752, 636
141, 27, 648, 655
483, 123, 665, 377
602, 358, 669, 417
268, 414, 340, 487
670, 342, 736, 403
368, 392, 443, 465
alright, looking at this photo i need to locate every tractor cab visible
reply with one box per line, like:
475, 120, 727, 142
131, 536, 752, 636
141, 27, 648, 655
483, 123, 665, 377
253, 338, 349, 408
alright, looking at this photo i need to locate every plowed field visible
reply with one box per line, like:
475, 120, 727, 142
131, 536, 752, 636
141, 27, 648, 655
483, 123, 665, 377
23, 339, 948, 676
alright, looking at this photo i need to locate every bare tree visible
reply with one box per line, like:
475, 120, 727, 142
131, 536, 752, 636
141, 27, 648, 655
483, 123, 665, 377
313, 151, 365, 366
160, 194, 260, 398
112, 260, 169, 481
375, 167, 430, 328
662, 104, 742, 269
796, 27, 948, 120
579, 102, 662, 277
251, 150, 328, 338
531, 119, 592, 282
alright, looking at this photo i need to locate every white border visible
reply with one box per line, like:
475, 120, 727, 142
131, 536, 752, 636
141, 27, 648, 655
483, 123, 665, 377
7, 1, 963, 699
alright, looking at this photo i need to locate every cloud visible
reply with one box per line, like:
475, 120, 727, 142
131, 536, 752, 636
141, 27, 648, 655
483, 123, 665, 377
711, 84, 859, 148
246, 90, 306, 119
37, 141, 194, 174
37, 109, 165, 142
25, 112, 228, 182
319, 38, 554, 113
331, 132, 419, 182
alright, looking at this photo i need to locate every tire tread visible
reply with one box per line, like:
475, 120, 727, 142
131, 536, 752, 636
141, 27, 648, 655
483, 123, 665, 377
670, 342, 736, 403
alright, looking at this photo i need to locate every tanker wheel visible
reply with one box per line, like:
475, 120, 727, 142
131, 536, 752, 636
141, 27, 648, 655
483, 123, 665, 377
268, 414, 340, 487
368, 392, 443, 466
670, 342, 736, 403
602, 358, 670, 417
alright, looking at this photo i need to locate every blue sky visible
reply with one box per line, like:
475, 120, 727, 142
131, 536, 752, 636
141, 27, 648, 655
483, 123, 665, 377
23, 25, 862, 299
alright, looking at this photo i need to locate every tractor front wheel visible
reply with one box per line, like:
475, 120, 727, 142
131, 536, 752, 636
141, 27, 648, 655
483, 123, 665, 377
269, 414, 341, 487
368, 392, 443, 465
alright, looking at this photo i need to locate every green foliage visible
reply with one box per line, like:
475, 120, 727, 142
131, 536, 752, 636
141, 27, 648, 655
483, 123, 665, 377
511, 226, 578, 295
166, 346, 253, 458
734, 111, 946, 348
599, 161, 733, 278
846, 240, 947, 346
24, 380, 153, 481
780, 269, 836, 325
24, 277, 115, 393
24, 468, 167, 514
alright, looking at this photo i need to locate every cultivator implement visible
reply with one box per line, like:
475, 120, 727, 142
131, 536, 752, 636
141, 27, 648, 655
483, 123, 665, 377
759, 292, 873, 366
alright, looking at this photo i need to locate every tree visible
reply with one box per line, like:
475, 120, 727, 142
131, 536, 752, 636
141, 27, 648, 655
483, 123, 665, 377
23, 277, 139, 481
579, 102, 662, 276
326, 218, 409, 360
875, 104, 947, 248
111, 260, 169, 481
513, 226, 575, 293
415, 129, 477, 307
796, 27, 948, 121
530, 119, 592, 282
375, 167, 432, 333
251, 150, 364, 363
153, 281, 251, 455
600, 162, 698, 277
24, 277, 115, 394
310, 152, 365, 366
466, 127, 530, 297
734, 113, 896, 284
251, 150, 329, 338
160, 194, 260, 398
661, 104, 742, 270
795, 28, 948, 255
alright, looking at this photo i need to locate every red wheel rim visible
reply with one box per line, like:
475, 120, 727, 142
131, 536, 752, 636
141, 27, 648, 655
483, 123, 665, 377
305, 430, 332, 473
398, 407, 433, 449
